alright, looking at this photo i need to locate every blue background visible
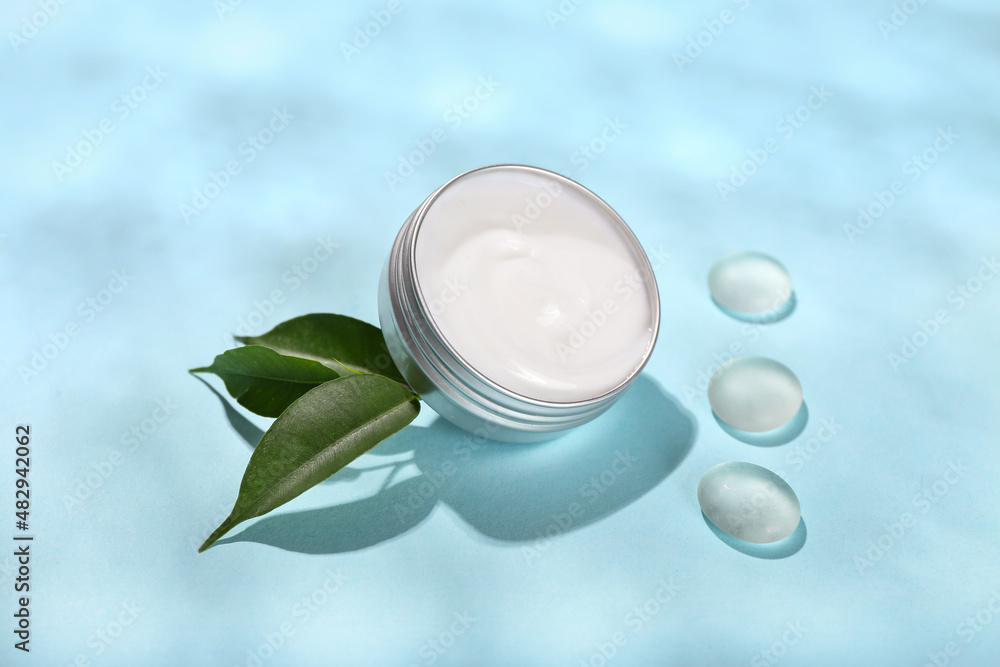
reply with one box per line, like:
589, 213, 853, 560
2, 0, 999, 665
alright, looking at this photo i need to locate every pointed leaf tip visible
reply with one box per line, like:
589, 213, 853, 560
197, 374, 420, 551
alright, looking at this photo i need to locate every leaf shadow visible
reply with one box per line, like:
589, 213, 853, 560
194, 374, 364, 485
216, 375, 698, 554
215, 476, 435, 553
193, 375, 264, 448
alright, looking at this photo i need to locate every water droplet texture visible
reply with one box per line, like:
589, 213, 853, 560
698, 462, 801, 544
708, 252, 794, 322
708, 356, 803, 433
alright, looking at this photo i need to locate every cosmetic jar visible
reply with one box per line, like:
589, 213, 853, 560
378, 164, 659, 442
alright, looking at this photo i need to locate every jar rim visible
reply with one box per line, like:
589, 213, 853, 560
404, 163, 661, 407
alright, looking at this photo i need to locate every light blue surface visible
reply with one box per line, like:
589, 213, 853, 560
3, 1, 999, 665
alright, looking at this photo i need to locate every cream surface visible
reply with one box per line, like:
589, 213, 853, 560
413, 166, 655, 403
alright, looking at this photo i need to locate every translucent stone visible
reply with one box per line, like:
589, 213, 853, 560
708, 252, 794, 322
707, 356, 803, 433
697, 462, 801, 543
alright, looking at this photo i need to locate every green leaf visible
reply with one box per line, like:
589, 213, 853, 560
234, 313, 407, 385
190, 345, 340, 418
198, 374, 420, 552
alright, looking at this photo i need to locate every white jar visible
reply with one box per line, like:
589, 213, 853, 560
379, 164, 659, 442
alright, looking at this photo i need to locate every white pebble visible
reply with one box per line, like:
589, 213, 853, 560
708, 252, 793, 318
698, 462, 801, 543
708, 356, 803, 433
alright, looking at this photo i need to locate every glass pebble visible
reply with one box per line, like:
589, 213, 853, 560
698, 462, 801, 544
708, 356, 803, 433
708, 252, 794, 321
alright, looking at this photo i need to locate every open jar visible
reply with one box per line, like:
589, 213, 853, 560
379, 164, 659, 442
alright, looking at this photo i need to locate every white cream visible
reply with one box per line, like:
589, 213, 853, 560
413, 166, 656, 403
